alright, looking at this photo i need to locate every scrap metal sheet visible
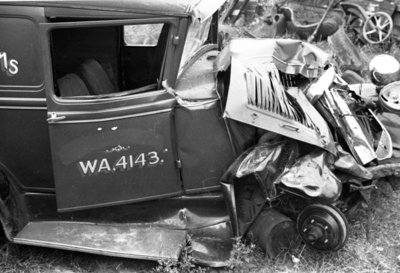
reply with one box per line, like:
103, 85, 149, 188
224, 57, 335, 153
216, 38, 330, 78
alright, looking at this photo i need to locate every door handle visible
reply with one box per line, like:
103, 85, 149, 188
47, 112, 66, 123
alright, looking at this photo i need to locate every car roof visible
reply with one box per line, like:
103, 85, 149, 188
0, 0, 225, 21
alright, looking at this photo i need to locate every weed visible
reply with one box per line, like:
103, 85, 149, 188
154, 235, 205, 273
226, 238, 258, 271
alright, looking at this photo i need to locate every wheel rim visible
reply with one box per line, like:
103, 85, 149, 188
362, 12, 393, 44
297, 204, 348, 251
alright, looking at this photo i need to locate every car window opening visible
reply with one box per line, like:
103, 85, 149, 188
51, 23, 168, 98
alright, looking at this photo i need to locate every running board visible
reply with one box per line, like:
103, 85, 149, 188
14, 221, 187, 261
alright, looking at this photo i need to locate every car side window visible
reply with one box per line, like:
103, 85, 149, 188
50, 23, 168, 98
124, 24, 164, 47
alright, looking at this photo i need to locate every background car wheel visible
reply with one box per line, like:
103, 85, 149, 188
362, 12, 393, 44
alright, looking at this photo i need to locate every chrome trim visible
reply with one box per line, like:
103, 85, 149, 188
51, 108, 173, 124
0, 106, 46, 110
0, 98, 46, 109
57, 190, 183, 213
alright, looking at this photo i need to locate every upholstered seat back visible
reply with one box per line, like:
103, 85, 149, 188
79, 59, 117, 95
57, 73, 90, 97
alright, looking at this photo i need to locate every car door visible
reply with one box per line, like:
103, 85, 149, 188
41, 16, 184, 212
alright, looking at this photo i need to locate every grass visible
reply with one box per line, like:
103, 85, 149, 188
0, 180, 399, 272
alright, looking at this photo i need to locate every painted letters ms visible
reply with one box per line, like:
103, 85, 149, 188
0, 52, 19, 76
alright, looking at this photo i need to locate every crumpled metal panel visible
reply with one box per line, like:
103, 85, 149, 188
187, 0, 226, 22
216, 38, 330, 78
191, 236, 234, 267
304, 67, 335, 103
320, 88, 377, 165
14, 221, 187, 261
334, 144, 373, 180
221, 140, 298, 199
286, 86, 336, 154
236, 141, 296, 180
224, 57, 335, 153
280, 151, 342, 202
368, 109, 393, 161
377, 111, 400, 158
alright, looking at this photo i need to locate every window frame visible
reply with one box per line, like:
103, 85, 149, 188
123, 23, 164, 47
40, 17, 181, 106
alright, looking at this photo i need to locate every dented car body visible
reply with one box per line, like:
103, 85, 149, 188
0, 0, 398, 267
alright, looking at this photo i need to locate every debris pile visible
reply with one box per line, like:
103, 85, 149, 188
217, 36, 400, 253
220, 0, 399, 45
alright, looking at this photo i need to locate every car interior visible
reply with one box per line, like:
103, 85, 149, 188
50, 23, 169, 98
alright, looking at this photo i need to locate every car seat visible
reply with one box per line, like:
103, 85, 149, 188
57, 73, 91, 97
79, 59, 117, 95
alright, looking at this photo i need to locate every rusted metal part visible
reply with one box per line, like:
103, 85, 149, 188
246, 208, 298, 258
297, 204, 348, 251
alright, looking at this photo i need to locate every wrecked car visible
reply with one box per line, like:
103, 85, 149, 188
0, 0, 399, 267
